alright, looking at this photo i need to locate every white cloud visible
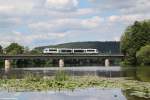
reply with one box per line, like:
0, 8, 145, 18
120, 0, 150, 14
45, 0, 78, 11
0, 0, 149, 47
28, 16, 103, 34
81, 16, 103, 28
109, 14, 150, 24
0, 31, 67, 47
0, 0, 38, 15
0, 17, 22, 30
91, 0, 150, 14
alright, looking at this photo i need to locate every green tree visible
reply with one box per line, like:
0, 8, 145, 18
0, 45, 3, 54
136, 45, 150, 65
5, 43, 24, 55
0, 45, 4, 67
121, 20, 150, 65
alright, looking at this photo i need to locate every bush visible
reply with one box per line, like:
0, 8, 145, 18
136, 45, 150, 65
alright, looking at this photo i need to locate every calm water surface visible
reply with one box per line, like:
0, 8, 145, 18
0, 66, 149, 100
0, 88, 126, 100
0, 66, 150, 82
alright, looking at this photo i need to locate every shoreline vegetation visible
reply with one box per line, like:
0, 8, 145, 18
0, 71, 150, 99
121, 20, 150, 66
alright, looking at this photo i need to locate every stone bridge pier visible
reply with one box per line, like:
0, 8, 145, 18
3, 58, 111, 72
105, 59, 110, 67
58, 58, 110, 67
59, 59, 64, 68
4, 59, 66, 72
5, 59, 11, 73
0, 54, 124, 72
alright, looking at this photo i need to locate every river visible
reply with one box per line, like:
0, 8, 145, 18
0, 66, 150, 100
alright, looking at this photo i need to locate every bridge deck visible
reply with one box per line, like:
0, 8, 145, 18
0, 54, 124, 60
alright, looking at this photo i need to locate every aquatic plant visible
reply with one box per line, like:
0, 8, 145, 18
54, 70, 69, 81
0, 75, 149, 99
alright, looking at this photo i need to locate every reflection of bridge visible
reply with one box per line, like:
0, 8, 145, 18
0, 54, 124, 73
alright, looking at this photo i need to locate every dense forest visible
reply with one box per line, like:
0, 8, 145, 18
35, 41, 121, 54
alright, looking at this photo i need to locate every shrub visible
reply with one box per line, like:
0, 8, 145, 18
136, 45, 150, 65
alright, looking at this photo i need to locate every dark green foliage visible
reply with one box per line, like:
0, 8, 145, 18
45, 59, 53, 67
35, 41, 120, 54
5, 43, 24, 55
0, 45, 4, 67
121, 20, 150, 65
24, 73, 41, 82
136, 66, 150, 82
136, 45, 150, 65
54, 70, 68, 81
0, 45, 3, 54
0, 60, 4, 68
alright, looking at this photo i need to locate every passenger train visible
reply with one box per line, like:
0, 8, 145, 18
43, 48, 99, 54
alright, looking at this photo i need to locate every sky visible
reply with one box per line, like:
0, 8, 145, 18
0, 0, 150, 48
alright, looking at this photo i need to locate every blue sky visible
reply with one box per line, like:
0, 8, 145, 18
0, 0, 150, 48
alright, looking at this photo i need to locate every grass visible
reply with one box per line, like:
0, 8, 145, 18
0, 71, 150, 99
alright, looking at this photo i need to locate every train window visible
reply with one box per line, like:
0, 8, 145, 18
49, 49, 57, 51
87, 50, 95, 52
61, 50, 72, 53
74, 50, 85, 53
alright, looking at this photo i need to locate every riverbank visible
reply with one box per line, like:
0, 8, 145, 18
0, 75, 150, 99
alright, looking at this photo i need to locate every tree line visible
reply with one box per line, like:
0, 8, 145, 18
0, 43, 40, 55
121, 20, 150, 66
0, 43, 54, 68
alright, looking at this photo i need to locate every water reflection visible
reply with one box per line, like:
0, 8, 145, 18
121, 66, 150, 82
0, 66, 150, 82
0, 88, 126, 100
136, 67, 150, 82
0, 66, 125, 79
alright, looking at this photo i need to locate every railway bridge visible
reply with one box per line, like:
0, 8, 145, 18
0, 54, 124, 73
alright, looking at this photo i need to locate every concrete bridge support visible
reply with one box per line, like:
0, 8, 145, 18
105, 59, 110, 67
5, 60, 11, 73
59, 59, 64, 68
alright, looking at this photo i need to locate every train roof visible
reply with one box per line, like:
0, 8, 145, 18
44, 48, 97, 49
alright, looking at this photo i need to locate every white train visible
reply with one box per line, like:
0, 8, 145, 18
43, 48, 99, 54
